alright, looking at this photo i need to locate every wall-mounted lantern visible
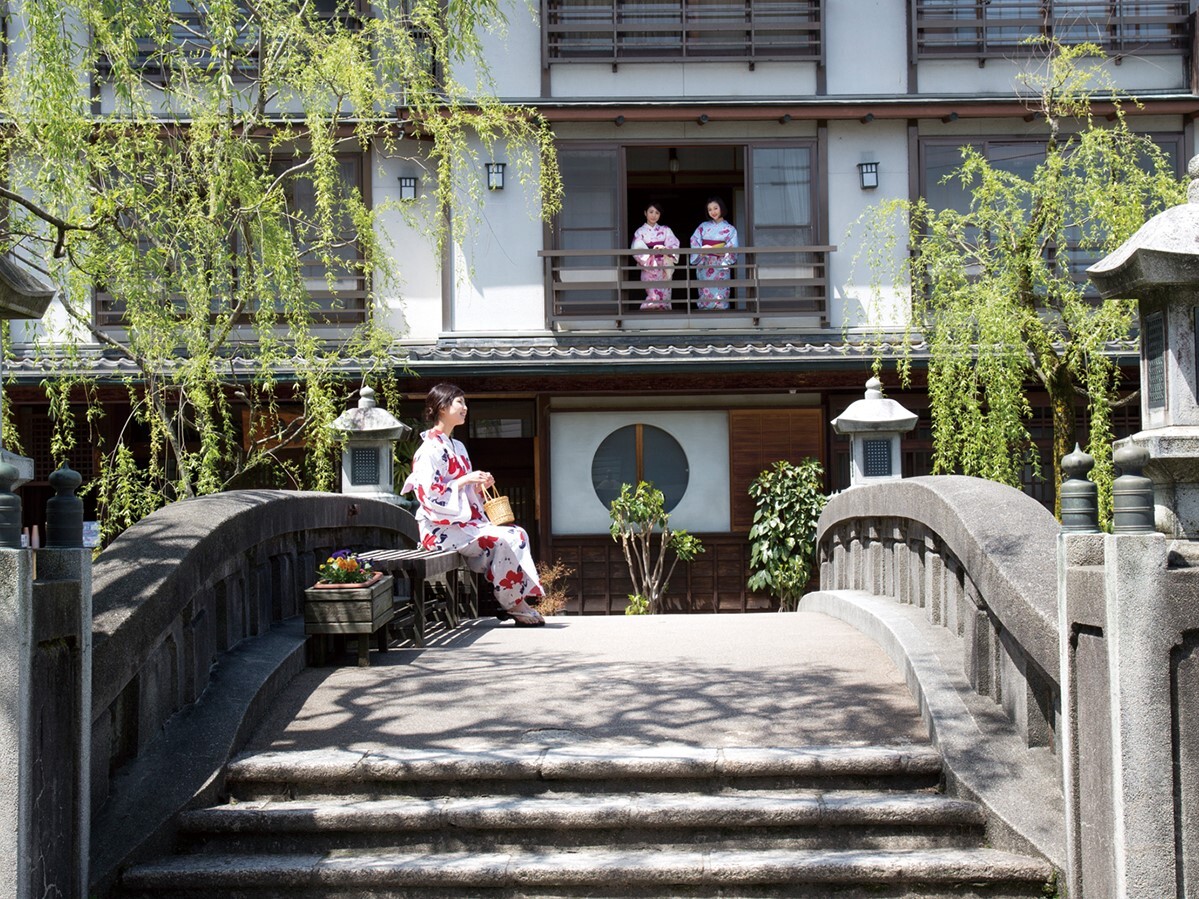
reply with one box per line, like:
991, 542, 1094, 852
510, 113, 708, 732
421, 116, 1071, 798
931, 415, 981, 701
857, 161, 880, 190
486, 162, 506, 191
398, 176, 418, 201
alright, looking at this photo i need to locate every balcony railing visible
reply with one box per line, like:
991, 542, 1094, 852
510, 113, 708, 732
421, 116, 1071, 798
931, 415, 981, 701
539, 244, 833, 330
913, 1, 1191, 60
543, 0, 822, 66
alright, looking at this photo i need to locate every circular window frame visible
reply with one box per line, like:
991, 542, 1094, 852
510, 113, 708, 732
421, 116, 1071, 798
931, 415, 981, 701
590, 423, 690, 513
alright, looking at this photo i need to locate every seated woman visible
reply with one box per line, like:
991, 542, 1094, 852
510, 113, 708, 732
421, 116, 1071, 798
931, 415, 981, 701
401, 383, 545, 627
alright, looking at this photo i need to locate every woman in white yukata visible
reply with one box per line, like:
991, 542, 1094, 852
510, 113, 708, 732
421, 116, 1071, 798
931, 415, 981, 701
689, 196, 738, 311
401, 383, 546, 627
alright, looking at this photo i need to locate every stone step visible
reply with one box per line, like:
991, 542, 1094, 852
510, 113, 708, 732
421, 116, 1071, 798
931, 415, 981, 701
175, 790, 985, 853
225, 744, 945, 800
120, 847, 1055, 899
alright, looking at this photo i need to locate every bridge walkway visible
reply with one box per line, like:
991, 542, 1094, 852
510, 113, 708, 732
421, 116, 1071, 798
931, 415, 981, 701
244, 612, 929, 753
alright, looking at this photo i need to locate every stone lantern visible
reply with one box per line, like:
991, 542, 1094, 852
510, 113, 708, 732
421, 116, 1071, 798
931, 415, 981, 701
329, 387, 412, 503
0, 254, 56, 489
1088, 154, 1199, 537
831, 377, 918, 487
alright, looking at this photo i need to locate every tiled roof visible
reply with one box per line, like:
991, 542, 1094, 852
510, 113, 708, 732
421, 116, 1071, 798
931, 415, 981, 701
4, 334, 1138, 381
403, 337, 916, 372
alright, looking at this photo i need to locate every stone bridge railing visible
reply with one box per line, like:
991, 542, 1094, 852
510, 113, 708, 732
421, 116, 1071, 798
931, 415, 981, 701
814, 476, 1061, 751
808, 475, 1068, 871
88, 490, 418, 891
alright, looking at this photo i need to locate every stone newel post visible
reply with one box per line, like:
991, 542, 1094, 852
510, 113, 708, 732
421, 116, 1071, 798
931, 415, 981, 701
1051, 155, 1199, 898
0, 464, 91, 899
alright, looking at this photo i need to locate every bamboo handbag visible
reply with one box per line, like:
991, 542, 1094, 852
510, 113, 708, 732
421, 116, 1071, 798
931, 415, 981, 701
482, 485, 515, 526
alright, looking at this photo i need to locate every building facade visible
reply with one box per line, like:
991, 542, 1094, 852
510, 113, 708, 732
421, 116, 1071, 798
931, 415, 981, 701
9, 1, 1197, 611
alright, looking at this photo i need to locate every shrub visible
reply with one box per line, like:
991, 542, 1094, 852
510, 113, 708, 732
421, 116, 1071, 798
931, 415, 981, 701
747, 459, 827, 611
536, 560, 574, 616
609, 481, 704, 615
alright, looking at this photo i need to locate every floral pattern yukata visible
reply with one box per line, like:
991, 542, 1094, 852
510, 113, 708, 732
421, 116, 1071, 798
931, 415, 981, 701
631, 223, 680, 311
689, 220, 738, 310
401, 429, 543, 611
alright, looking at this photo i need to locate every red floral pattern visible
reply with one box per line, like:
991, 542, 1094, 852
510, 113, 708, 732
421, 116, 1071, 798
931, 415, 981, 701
400, 429, 544, 610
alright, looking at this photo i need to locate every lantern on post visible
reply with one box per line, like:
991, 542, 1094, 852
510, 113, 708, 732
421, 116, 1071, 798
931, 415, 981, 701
0, 254, 56, 489
329, 387, 412, 503
831, 377, 917, 488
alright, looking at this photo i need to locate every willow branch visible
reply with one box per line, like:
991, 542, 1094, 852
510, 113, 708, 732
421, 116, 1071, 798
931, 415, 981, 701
0, 185, 98, 257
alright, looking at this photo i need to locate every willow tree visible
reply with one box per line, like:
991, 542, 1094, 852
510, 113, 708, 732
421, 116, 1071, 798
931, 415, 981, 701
855, 41, 1183, 521
1, 0, 561, 543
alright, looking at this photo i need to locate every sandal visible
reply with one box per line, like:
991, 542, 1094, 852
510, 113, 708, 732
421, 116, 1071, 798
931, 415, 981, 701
510, 600, 545, 628
512, 611, 545, 627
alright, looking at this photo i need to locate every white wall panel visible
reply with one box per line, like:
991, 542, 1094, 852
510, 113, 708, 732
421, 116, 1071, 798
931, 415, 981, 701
825, 0, 906, 95
550, 410, 730, 535
826, 119, 911, 331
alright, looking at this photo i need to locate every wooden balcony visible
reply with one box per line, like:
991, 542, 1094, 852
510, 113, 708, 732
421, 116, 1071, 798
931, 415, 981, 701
539, 244, 833, 331
913, 0, 1191, 61
542, 0, 822, 67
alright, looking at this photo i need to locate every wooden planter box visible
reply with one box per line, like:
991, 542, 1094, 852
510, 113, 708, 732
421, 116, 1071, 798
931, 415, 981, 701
304, 574, 394, 666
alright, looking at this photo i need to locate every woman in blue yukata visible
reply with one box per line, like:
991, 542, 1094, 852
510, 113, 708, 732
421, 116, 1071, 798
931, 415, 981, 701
689, 196, 738, 310
401, 383, 546, 627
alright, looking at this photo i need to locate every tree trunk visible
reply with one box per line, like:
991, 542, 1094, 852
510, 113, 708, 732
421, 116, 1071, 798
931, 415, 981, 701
1046, 363, 1077, 520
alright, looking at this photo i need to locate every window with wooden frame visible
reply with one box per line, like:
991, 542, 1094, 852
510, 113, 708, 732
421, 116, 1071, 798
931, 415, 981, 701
95, 0, 369, 83
918, 133, 1184, 291
95, 151, 368, 329
591, 422, 690, 512
543, 0, 822, 66
728, 408, 825, 532
912, 1, 1191, 61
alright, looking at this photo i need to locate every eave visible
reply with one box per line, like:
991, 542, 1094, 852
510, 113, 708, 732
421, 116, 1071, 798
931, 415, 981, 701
527, 93, 1199, 123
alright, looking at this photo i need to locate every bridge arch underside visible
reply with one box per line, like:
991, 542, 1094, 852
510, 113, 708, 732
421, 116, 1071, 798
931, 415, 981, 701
806, 475, 1065, 871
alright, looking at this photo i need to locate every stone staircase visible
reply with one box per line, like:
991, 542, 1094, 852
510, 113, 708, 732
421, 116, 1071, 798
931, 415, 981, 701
118, 744, 1054, 898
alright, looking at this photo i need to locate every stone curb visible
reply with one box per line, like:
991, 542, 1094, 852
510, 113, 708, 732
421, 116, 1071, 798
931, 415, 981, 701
226, 743, 944, 785
179, 791, 985, 832
123, 846, 1053, 889
798, 589, 1066, 871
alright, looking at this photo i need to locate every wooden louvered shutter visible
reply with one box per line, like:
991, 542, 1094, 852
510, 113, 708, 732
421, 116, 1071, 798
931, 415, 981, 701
729, 409, 826, 533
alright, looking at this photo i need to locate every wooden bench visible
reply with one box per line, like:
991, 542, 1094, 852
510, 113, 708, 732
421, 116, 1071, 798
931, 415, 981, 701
357, 548, 478, 647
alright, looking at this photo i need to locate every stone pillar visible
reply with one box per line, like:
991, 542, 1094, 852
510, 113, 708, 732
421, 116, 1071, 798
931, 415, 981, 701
1074, 154, 1199, 896
0, 542, 34, 899
0, 466, 91, 899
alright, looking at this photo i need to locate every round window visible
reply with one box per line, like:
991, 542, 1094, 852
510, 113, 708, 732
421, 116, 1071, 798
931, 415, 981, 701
591, 424, 690, 513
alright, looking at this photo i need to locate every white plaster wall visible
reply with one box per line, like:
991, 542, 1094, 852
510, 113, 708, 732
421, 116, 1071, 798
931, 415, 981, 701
372, 148, 444, 341
917, 54, 1188, 96
826, 119, 910, 331
550, 410, 730, 535
453, 1, 543, 99
825, 0, 907, 95
549, 62, 817, 99
451, 142, 549, 334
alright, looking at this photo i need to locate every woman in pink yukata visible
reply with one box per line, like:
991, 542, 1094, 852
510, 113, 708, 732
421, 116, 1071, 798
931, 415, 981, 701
689, 196, 738, 310
401, 383, 545, 627
631, 201, 680, 311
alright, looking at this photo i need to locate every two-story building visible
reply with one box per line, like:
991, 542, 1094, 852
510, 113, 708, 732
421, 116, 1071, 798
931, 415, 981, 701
10, 1, 1197, 611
